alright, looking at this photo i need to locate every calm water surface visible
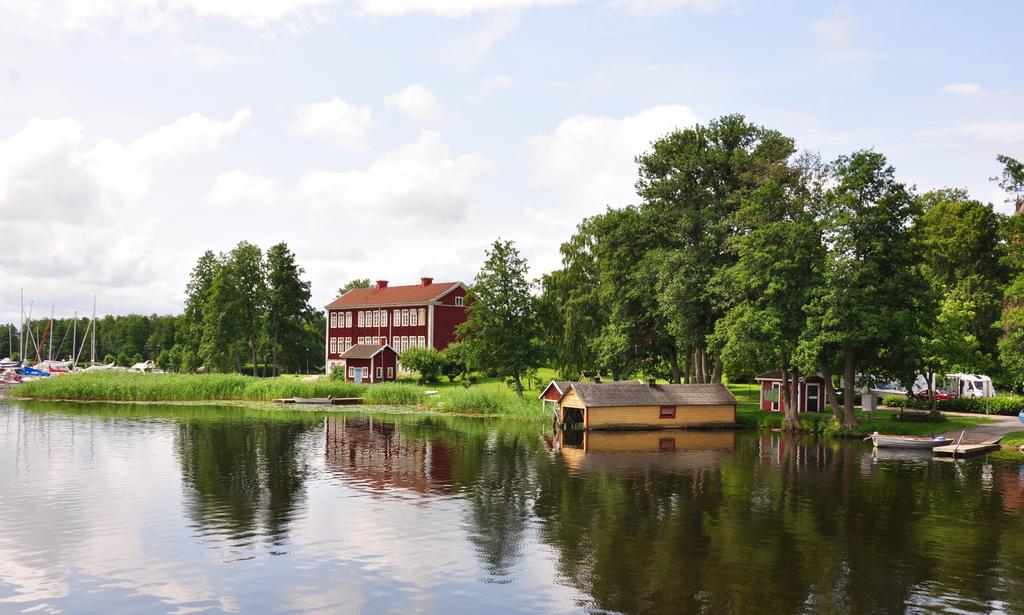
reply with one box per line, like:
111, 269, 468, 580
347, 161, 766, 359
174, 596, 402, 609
1, 399, 1023, 614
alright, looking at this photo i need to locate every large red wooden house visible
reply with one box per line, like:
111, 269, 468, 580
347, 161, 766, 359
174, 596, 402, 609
324, 278, 467, 377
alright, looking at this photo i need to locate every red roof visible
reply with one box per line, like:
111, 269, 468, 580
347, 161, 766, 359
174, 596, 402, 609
326, 281, 462, 309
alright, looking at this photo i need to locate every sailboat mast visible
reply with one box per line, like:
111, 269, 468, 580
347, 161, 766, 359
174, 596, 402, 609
20, 288, 24, 362
73, 310, 77, 364
91, 295, 96, 365
48, 306, 53, 362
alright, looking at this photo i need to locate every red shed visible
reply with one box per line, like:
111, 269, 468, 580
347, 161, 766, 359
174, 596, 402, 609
755, 371, 827, 413
338, 344, 398, 384
538, 380, 571, 417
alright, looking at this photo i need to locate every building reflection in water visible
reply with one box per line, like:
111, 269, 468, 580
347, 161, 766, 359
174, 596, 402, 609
323, 415, 457, 496
557, 429, 737, 474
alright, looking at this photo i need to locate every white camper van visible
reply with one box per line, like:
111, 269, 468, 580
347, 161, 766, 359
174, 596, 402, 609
944, 373, 996, 398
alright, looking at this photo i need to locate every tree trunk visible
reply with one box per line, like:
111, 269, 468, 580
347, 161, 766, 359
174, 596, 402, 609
669, 349, 680, 384
780, 355, 799, 431
252, 341, 258, 378
694, 347, 705, 384
513, 372, 523, 398
842, 348, 857, 429
272, 333, 279, 377
711, 357, 723, 383
683, 351, 692, 384
820, 361, 842, 421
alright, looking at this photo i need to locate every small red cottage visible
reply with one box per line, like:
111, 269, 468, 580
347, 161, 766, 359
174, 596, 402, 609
538, 380, 571, 416
755, 371, 827, 413
338, 344, 398, 384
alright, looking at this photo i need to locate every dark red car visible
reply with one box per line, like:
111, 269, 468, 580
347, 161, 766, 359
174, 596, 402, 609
913, 388, 957, 400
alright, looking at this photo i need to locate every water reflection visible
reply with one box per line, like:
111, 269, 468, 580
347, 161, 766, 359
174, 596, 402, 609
177, 417, 317, 554
1, 401, 1023, 614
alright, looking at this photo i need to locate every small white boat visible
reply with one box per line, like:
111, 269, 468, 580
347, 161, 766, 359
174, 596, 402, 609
293, 396, 334, 405
867, 431, 951, 449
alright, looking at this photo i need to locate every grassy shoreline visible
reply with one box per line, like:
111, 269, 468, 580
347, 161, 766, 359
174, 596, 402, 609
13, 373, 997, 436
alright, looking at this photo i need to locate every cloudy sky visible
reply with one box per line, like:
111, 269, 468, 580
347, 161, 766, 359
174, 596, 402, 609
1, 0, 1021, 321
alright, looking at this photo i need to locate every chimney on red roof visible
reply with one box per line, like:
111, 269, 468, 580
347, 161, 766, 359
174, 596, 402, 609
420, 277, 433, 287
376, 280, 388, 290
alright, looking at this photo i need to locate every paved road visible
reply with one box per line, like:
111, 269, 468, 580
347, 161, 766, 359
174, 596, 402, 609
939, 411, 1023, 444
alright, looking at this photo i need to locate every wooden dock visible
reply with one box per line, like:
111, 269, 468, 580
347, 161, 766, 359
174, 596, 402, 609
933, 436, 1003, 458
272, 398, 363, 406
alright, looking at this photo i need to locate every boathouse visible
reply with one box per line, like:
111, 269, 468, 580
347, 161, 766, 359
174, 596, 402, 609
557, 381, 737, 430
337, 344, 398, 384
755, 371, 827, 413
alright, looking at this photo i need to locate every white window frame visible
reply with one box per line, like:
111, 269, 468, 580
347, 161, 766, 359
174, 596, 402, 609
330, 312, 337, 328
387, 367, 393, 379
401, 336, 409, 351
382, 310, 388, 327
393, 309, 400, 324
402, 309, 409, 326
455, 296, 464, 306
346, 312, 352, 327
348, 366, 355, 378
361, 367, 368, 379
393, 336, 399, 348
373, 310, 380, 327
330, 338, 336, 353
418, 308, 426, 325
376, 366, 383, 379
358, 311, 365, 327
418, 336, 425, 348
410, 309, 417, 327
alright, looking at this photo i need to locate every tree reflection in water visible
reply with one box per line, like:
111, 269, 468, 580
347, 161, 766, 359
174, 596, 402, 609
177, 416, 317, 553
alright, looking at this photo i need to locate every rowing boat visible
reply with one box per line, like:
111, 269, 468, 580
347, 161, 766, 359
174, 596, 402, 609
867, 431, 951, 449
293, 396, 334, 405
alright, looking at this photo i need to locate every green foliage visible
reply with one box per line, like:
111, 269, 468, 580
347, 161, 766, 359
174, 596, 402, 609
458, 239, 541, 397
336, 278, 370, 298
439, 342, 470, 382
265, 242, 314, 376
440, 386, 545, 419
399, 346, 445, 383
994, 154, 1024, 199
882, 394, 1023, 416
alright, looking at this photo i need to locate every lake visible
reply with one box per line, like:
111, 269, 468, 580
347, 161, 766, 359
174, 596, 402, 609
1, 399, 1022, 614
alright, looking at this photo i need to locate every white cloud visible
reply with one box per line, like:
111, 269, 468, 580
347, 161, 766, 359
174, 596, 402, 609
186, 44, 249, 69
809, 5, 869, 65
0, 110, 249, 302
921, 121, 1024, 144
528, 104, 700, 212
298, 131, 489, 223
941, 82, 984, 96
354, 0, 576, 18
443, 13, 521, 66
205, 170, 284, 209
605, 0, 730, 16
291, 97, 373, 150
384, 83, 443, 123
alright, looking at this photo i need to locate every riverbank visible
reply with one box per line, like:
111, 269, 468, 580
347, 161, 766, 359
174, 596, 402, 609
13, 372, 548, 421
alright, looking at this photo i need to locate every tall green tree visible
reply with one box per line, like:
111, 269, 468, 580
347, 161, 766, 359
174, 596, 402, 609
227, 242, 268, 377
636, 114, 798, 383
265, 242, 313, 375
336, 279, 370, 297
714, 154, 826, 429
458, 239, 540, 397
799, 151, 929, 428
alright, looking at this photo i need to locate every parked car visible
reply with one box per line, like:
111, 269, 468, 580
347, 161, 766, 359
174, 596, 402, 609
913, 387, 957, 401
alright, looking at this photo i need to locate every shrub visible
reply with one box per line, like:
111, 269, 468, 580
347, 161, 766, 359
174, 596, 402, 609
882, 394, 1024, 416
399, 347, 444, 383
440, 387, 546, 420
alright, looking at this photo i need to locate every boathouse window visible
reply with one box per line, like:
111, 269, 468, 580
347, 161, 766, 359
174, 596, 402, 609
410, 309, 417, 326
418, 308, 426, 324
418, 336, 425, 348
345, 312, 352, 327
659, 405, 676, 419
